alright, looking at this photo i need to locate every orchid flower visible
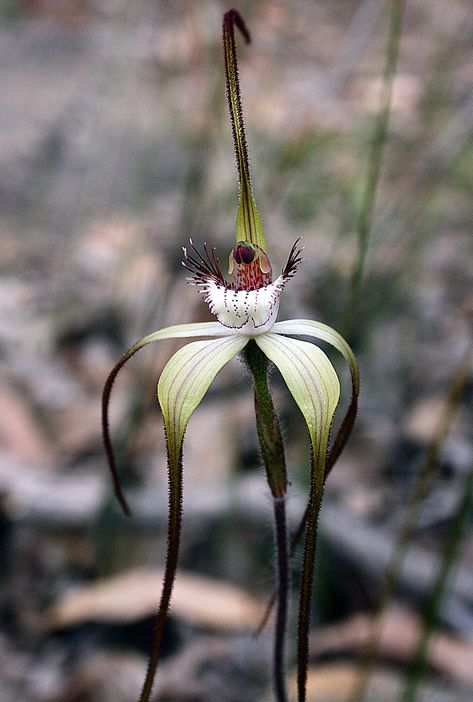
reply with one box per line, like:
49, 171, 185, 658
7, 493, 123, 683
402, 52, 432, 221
102, 10, 359, 702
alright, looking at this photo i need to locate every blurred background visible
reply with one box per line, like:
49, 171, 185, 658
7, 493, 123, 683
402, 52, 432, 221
0, 1, 472, 700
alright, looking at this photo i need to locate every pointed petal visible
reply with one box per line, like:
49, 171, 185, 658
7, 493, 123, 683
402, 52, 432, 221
157, 335, 249, 451
255, 333, 339, 702
102, 322, 234, 515
255, 333, 340, 443
254, 320, 360, 640
273, 319, 359, 472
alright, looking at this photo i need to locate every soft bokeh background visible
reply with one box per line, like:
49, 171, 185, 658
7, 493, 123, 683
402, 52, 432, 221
0, 1, 472, 701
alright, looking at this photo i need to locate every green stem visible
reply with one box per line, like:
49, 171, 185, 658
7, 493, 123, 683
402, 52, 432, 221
245, 342, 287, 498
273, 496, 290, 702
297, 439, 328, 702
244, 341, 289, 702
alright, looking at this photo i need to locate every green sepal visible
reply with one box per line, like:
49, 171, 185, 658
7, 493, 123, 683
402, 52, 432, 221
236, 184, 267, 251
223, 10, 267, 251
255, 333, 340, 463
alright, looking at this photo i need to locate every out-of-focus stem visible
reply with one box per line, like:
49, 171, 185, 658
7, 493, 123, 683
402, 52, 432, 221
348, 345, 471, 702
401, 466, 473, 702
345, 0, 405, 336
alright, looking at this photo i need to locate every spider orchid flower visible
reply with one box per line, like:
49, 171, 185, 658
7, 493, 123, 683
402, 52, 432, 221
102, 10, 359, 702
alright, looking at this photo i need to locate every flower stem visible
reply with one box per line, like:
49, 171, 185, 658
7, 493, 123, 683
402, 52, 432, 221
296, 439, 328, 702
244, 341, 289, 702
273, 496, 290, 702
139, 442, 183, 702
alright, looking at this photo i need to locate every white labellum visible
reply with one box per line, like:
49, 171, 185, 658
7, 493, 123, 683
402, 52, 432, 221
204, 277, 285, 336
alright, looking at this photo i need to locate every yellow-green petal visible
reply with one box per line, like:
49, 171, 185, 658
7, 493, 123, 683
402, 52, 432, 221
158, 335, 249, 454
253, 321, 360, 638
273, 319, 359, 392
138, 321, 238, 345
102, 321, 235, 516
273, 319, 359, 472
255, 333, 340, 445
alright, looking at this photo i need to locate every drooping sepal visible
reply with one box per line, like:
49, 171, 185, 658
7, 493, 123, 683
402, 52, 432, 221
255, 333, 340, 457
157, 335, 249, 454
102, 321, 236, 516
254, 318, 359, 639
273, 318, 359, 474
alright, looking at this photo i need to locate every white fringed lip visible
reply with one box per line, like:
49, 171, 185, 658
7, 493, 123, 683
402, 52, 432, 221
182, 239, 303, 336
204, 277, 285, 335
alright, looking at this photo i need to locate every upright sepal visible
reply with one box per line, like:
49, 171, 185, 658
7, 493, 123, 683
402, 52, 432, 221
223, 9, 267, 251
236, 188, 267, 252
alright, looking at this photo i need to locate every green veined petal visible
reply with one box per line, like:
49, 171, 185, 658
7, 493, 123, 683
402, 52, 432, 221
273, 319, 359, 391
273, 318, 359, 471
157, 335, 249, 454
102, 321, 234, 516
255, 333, 339, 702
139, 321, 238, 344
138, 334, 248, 702
255, 333, 340, 445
